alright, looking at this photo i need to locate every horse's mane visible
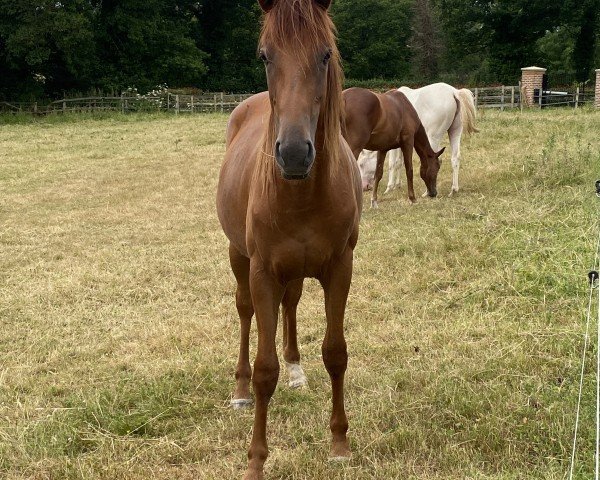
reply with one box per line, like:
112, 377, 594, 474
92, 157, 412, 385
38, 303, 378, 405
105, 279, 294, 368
255, 0, 344, 187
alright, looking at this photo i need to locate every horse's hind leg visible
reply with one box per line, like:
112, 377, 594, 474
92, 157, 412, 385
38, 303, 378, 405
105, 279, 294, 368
229, 243, 254, 409
448, 119, 463, 196
371, 151, 386, 208
282, 279, 307, 388
384, 149, 402, 194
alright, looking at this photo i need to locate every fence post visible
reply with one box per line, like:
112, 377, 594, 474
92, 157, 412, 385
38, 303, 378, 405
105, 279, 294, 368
214, 94, 217, 113
501, 85, 505, 111
518, 81, 523, 112
575, 86, 579, 109
191, 95, 194, 113
33, 102, 37, 114
120, 94, 124, 114
511, 86, 515, 108
220, 92, 224, 113
62, 100, 66, 113
595, 69, 600, 108
175, 94, 179, 115
167, 93, 170, 112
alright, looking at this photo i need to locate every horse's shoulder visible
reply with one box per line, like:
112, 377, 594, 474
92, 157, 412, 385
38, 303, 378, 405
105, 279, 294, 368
226, 91, 270, 146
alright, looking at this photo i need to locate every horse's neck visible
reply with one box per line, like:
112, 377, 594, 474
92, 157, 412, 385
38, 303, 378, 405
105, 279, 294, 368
413, 123, 434, 158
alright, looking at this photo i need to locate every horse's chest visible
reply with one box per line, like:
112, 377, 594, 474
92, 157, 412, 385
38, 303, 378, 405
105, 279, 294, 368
250, 213, 351, 281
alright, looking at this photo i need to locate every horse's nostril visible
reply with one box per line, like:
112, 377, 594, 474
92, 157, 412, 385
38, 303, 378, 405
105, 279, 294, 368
304, 142, 313, 166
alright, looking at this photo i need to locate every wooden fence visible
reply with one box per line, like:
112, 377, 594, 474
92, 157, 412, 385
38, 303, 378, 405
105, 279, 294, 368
472, 84, 596, 109
0, 85, 596, 115
472, 86, 520, 109
0, 93, 255, 115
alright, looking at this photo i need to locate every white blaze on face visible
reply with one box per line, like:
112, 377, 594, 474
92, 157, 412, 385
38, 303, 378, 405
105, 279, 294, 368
357, 149, 377, 191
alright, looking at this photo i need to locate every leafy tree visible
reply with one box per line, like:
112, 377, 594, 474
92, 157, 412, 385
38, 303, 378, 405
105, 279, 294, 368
568, 0, 600, 81
191, 0, 264, 92
94, 0, 208, 93
409, 0, 443, 80
332, 0, 413, 81
0, 0, 97, 98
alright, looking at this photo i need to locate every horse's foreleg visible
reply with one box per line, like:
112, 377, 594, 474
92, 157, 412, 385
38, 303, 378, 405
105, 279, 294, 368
401, 142, 416, 203
282, 279, 307, 388
229, 243, 254, 409
371, 151, 386, 208
320, 247, 353, 461
244, 258, 284, 480
384, 149, 402, 194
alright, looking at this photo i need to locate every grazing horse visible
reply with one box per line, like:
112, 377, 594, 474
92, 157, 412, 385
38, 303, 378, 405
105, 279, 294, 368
359, 83, 478, 197
343, 87, 443, 208
216, 1, 361, 478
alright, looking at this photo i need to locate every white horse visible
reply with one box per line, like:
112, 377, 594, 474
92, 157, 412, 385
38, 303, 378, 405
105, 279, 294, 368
358, 82, 478, 197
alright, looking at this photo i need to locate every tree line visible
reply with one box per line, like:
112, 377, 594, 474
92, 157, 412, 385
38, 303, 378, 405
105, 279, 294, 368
1, 0, 599, 101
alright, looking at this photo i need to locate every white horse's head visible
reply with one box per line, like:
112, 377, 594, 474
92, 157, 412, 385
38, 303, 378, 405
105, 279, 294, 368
357, 149, 378, 191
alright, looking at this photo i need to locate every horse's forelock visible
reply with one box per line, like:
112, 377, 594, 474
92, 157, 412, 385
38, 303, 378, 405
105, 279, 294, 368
260, 0, 337, 60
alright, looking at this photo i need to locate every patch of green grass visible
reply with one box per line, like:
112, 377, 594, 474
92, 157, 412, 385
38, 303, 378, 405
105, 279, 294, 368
0, 108, 599, 479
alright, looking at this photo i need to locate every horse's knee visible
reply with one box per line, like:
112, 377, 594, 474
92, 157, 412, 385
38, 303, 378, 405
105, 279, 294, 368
322, 342, 347, 378
252, 357, 280, 396
236, 291, 253, 320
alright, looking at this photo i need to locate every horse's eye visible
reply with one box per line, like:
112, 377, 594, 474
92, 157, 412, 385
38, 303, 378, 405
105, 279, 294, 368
259, 51, 269, 64
323, 49, 332, 65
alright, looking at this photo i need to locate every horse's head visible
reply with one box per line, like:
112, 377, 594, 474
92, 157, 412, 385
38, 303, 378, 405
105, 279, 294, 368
258, 0, 341, 180
420, 147, 444, 198
357, 150, 377, 191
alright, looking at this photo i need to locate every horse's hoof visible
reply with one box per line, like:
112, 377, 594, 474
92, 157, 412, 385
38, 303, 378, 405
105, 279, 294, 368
242, 469, 264, 480
421, 191, 428, 197
329, 441, 351, 461
371, 200, 379, 209
328, 455, 351, 463
230, 398, 254, 409
286, 362, 308, 389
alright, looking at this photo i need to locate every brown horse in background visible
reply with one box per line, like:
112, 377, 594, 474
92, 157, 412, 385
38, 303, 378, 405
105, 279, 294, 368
216, 1, 361, 478
343, 87, 444, 207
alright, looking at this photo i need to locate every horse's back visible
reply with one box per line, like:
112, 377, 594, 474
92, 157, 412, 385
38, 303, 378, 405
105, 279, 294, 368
399, 83, 457, 135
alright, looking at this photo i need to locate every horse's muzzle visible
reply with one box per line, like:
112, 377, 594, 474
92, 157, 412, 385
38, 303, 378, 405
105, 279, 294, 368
275, 139, 315, 180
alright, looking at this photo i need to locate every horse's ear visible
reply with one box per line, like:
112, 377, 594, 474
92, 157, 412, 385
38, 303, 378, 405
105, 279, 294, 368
258, 0, 275, 12
436, 147, 446, 158
315, 0, 332, 10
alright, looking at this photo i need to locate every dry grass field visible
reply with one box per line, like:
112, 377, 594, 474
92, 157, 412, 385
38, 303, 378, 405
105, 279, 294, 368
1, 108, 599, 479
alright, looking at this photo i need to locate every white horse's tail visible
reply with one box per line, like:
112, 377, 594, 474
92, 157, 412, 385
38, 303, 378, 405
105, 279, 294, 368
455, 88, 479, 135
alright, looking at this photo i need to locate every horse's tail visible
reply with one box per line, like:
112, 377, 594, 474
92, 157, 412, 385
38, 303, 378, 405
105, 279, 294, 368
455, 88, 479, 135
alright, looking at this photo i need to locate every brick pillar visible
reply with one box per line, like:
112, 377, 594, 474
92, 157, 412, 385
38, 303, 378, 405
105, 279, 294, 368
521, 66, 546, 107
595, 69, 600, 108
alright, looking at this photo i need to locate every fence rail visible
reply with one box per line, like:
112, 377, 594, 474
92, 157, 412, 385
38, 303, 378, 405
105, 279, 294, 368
471, 84, 596, 109
0, 93, 255, 115
1, 85, 596, 115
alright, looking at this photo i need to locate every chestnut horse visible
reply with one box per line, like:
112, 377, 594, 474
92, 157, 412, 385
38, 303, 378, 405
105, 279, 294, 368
216, 1, 361, 478
343, 87, 444, 207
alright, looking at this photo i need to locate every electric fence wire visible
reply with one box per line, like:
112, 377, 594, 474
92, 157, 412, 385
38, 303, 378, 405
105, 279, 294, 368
567, 182, 600, 480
